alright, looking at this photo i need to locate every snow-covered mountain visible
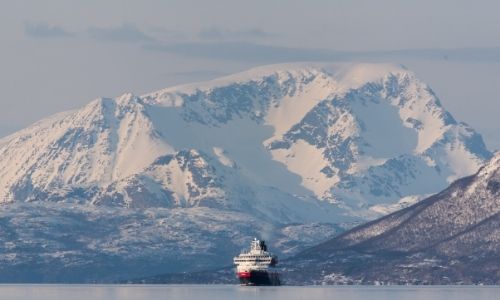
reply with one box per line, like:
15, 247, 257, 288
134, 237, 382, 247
0, 63, 491, 217
0, 63, 492, 281
282, 151, 500, 285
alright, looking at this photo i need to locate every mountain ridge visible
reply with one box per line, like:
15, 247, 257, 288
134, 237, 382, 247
282, 151, 500, 284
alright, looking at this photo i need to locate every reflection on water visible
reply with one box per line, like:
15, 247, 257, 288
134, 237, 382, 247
0, 285, 497, 300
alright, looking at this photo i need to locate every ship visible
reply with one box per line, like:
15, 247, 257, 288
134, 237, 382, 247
233, 238, 281, 286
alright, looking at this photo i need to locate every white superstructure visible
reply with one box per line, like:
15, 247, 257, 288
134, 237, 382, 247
233, 238, 278, 273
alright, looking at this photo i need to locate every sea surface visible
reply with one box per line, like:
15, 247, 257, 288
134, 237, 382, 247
0, 285, 497, 300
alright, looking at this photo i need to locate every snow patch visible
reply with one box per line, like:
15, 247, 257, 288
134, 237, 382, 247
270, 139, 339, 198
212, 147, 236, 168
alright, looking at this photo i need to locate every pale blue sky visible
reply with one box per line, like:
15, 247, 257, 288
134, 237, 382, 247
1, 0, 499, 149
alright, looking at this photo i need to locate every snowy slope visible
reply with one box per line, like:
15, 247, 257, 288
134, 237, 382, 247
0, 63, 492, 281
283, 151, 500, 285
0, 202, 342, 282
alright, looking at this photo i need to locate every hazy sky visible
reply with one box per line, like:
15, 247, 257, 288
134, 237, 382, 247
1, 0, 499, 149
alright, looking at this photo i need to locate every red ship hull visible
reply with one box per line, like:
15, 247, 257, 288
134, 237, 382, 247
237, 270, 281, 286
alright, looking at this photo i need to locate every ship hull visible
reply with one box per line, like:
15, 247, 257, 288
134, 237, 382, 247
238, 270, 281, 286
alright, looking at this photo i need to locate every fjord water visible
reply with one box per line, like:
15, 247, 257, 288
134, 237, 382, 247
0, 285, 497, 300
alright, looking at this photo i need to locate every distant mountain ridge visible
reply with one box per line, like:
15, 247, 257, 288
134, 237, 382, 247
0, 63, 492, 281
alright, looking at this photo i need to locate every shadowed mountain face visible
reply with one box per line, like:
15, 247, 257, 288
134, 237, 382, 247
282, 152, 500, 285
0, 63, 492, 282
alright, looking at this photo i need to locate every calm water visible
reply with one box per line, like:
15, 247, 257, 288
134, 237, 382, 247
0, 285, 497, 300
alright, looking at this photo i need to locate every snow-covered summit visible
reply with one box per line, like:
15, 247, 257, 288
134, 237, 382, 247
0, 63, 491, 219
143, 63, 407, 98
144, 62, 490, 216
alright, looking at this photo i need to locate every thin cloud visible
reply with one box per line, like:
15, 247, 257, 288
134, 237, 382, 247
144, 42, 345, 63
377, 47, 500, 62
88, 23, 155, 43
24, 23, 74, 38
145, 41, 500, 64
198, 27, 277, 40
149, 27, 186, 41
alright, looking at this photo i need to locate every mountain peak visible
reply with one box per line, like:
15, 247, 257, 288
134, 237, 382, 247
0, 63, 491, 218
144, 62, 411, 101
